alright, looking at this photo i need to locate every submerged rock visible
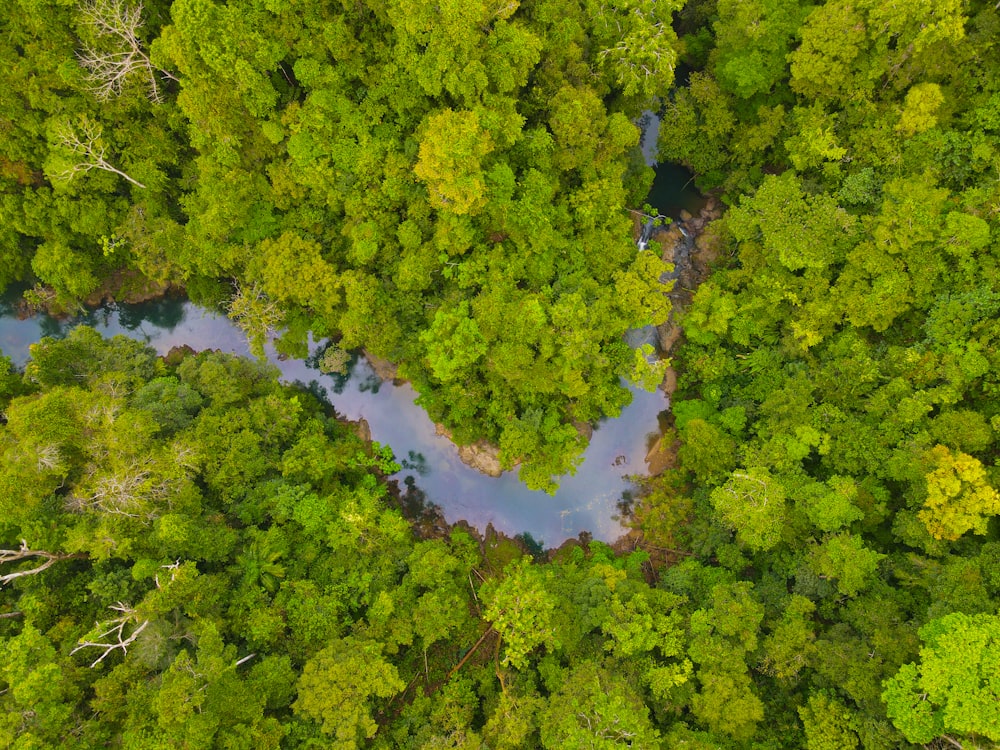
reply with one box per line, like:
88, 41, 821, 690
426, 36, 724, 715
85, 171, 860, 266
435, 424, 505, 477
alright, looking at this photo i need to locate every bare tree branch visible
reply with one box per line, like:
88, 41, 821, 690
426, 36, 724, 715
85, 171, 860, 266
71, 602, 150, 667
77, 0, 178, 103
66, 457, 174, 522
0, 540, 85, 587
446, 626, 496, 680
154, 559, 181, 589
53, 117, 146, 188
35, 444, 65, 473
227, 282, 284, 356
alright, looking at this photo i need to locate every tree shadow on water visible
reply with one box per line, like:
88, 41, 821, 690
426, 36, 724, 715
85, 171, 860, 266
117, 299, 186, 332
394, 475, 446, 531
400, 450, 429, 477
616, 487, 637, 520
514, 532, 546, 560
357, 370, 381, 395
289, 378, 340, 418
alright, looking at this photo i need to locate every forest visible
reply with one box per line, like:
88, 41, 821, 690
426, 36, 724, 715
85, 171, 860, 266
3, 0, 1000, 748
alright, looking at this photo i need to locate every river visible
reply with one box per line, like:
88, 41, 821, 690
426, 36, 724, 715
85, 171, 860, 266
0, 121, 700, 547
0, 291, 666, 545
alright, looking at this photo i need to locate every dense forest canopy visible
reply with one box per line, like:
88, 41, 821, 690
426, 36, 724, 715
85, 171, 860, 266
642, 0, 1000, 747
5, 0, 1000, 748
0, 0, 682, 490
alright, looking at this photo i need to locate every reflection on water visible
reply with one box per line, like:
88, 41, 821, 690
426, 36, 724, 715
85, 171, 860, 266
400, 451, 430, 477
0, 294, 668, 546
638, 110, 707, 220
649, 162, 707, 220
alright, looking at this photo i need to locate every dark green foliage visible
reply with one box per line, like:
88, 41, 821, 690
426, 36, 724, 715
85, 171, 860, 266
0, 333, 727, 747
0, 0, 683, 491
5, 0, 1000, 747
643, 0, 1000, 747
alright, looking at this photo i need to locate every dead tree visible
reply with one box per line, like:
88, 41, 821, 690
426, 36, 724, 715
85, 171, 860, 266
77, 0, 178, 103
66, 457, 176, 523
227, 282, 284, 356
71, 602, 150, 667
53, 117, 147, 189
0, 540, 85, 587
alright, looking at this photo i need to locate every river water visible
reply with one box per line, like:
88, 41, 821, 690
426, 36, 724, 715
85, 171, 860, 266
0, 290, 667, 544
639, 110, 705, 220
0, 122, 699, 546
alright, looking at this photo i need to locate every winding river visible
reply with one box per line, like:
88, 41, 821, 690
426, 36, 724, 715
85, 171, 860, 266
0, 292, 665, 544
0, 125, 700, 546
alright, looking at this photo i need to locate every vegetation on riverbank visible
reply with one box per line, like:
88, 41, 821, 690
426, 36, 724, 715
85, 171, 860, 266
1, 0, 681, 489
631, 0, 1000, 746
4, 0, 1000, 747
0, 331, 709, 748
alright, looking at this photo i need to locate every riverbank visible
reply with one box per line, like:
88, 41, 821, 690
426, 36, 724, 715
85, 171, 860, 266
0, 296, 649, 545
15, 270, 182, 319
656, 195, 725, 392
622, 196, 728, 566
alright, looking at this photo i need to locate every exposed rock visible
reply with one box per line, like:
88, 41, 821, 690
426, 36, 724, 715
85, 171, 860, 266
658, 319, 682, 353
457, 444, 503, 477
609, 528, 645, 557
644, 433, 678, 477
435, 424, 505, 477
352, 417, 372, 443
17, 271, 182, 319
654, 196, 726, 376
573, 421, 595, 442
162, 344, 197, 366
678, 208, 693, 222
364, 350, 399, 382
82, 269, 181, 307
693, 223, 723, 269
654, 224, 684, 253
661, 366, 678, 398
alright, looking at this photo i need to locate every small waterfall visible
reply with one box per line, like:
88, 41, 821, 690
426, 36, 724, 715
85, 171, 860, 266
637, 217, 656, 250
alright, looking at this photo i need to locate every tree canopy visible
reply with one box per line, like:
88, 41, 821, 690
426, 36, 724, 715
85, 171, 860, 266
0, 0, 681, 490
6, 0, 1000, 747
642, 0, 1000, 747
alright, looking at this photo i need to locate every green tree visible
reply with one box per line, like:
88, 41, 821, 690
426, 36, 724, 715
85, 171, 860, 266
414, 109, 495, 215
539, 661, 660, 749
293, 638, 404, 747
709, 469, 786, 552
484, 557, 557, 670
798, 692, 860, 750
919, 444, 1000, 541
712, 0, 808, 99
883, 613, 1000, 744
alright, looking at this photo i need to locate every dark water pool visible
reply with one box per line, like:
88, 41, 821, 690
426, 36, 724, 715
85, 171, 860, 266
639, 110, 707, 220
